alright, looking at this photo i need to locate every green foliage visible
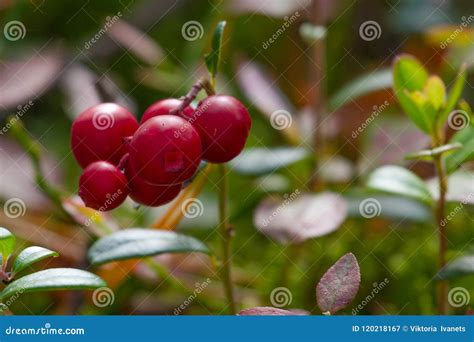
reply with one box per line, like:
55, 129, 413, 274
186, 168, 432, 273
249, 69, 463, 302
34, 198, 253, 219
0, 228, 105, 303
437, 255, 474, 280
393, 55, 467, 136
204, 21, 226, 84
445, 125, 474, 173
393, 55, 431, 133
329, 68, 392, 110
0, 269, 105, 301
12, 246, 59, 276
88, 228, 210, 265
0, 227, 16, 260
366, 165, 433, 205
229, 147, 310, 176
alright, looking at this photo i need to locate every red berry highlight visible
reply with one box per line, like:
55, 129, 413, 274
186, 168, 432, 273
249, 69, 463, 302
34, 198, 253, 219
192, 95, 251, 163
128, 115, 202, 185
141, 98, 194, 124
71, 103, 139, 168
79, 161, 129, 210
126, 162, 182, 206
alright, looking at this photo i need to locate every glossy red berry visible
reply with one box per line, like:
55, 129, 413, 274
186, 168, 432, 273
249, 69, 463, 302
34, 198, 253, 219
128, 115, 202, 185
71, 103, 139, 168
192, 95, 251, 163
79, 161, 129, 210
125, 162, 182, 206
140, 98, 194, 124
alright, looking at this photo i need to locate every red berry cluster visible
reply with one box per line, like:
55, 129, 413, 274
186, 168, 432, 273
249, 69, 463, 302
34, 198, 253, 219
71, 96, 251, 211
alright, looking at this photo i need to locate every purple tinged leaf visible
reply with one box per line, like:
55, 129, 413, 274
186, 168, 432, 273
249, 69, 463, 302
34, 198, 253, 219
0, 52, 64, 111
254, 192, 348, 244
316, 253, 361, 314
238, 307, 303, 316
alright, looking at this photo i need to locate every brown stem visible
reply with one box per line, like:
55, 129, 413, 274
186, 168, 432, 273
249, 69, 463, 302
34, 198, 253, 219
434, 153, 448, 315
171, 78, 215, 116
308, 0, 327, 191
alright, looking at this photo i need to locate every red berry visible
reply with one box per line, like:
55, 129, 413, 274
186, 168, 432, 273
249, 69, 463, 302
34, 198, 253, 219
141, 98, 194, 124
79, 161, 129, 210
192, 95, 251, 163
71, 103, 139, 168
128, 115, 202, 185
125, 162, 182, 206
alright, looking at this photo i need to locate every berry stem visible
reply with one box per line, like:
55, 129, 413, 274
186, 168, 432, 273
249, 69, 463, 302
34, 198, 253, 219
217, 163, 236, 314
172, 78, 215, 116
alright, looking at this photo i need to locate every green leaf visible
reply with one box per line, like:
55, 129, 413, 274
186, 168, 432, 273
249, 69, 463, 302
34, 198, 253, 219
424, 75, 446, 111
329, 68, 392, 110
405, 143, 462, 161
393, 55, 431, 133
229, 147, 310, 176
88, 228, 210, 265
346, 194, 432, 223
0, 227, 16, 260
0, 268, 106, 300
12, 246, 59, 275
446, 125, 474, 173
437, 255, 474, 280
204, 21, 226, 82
439, 66, 467, 124
366, 165, 433, 205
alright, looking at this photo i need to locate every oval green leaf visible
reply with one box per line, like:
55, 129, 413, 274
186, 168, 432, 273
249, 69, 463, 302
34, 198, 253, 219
88, 228, 210, 265
446, 125, 474, 173
0, 268, 106, 300
329, 68, 392, 110
366, 165, 433, 205
12, 246, 59, 275
437, 255, 474, 280
229, 147, 310, 176
204, 21, 226, 80
393, 55, 431, 133
0, 227, 16, 260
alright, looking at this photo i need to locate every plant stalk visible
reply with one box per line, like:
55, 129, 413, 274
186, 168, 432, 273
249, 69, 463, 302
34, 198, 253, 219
433, 153, 448, 315
217, 164, 236, 314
